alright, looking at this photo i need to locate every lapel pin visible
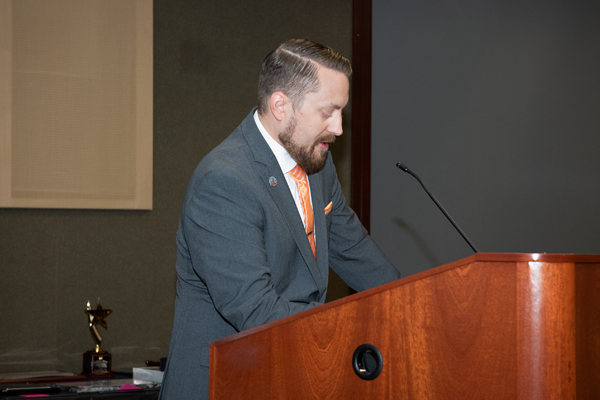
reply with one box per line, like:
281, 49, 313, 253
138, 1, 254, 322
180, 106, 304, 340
269, 176, 278, 186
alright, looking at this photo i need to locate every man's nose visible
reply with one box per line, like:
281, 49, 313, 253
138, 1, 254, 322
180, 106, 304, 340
328, 114, 343, 136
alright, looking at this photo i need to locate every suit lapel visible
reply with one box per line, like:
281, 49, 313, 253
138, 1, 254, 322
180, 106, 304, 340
240, 110, 327, 295
307, 171, 329, 297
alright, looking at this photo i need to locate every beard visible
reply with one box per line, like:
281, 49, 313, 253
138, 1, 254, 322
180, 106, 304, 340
278, 114, 335, 175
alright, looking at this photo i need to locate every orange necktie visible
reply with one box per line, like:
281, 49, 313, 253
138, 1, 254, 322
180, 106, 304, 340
289, 165, 316, 258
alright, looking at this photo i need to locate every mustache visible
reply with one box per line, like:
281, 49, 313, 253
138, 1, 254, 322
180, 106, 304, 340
315, 134, 336, 145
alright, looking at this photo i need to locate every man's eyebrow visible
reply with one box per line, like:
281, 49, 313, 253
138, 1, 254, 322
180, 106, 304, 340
321, 103, 343, 110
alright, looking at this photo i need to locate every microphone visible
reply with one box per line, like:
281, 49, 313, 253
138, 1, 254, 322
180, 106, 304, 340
396, 162, 479, 253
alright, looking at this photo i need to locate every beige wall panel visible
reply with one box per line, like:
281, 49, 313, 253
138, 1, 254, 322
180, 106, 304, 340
0, 0, 152, 210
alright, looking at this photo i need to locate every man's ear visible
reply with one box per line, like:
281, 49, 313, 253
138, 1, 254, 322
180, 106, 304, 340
269, 91, 289, 122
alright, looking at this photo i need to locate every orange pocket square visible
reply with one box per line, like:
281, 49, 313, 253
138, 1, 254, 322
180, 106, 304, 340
324, 201, 333, 215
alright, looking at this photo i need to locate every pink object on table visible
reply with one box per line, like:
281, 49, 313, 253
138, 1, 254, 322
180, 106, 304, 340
19, 395, 49, 397
118, 384, 142, 391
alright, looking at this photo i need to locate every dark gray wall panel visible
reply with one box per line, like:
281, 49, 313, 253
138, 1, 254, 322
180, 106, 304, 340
371, 0, 600, 276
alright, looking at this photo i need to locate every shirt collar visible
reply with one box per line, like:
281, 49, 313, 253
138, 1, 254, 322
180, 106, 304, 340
254, 110, 297, 174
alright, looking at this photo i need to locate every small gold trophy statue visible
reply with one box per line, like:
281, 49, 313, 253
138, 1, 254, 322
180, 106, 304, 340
82, 298, 114, 379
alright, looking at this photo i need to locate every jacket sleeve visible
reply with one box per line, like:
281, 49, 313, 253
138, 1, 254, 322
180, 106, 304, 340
326, 162, 402, 291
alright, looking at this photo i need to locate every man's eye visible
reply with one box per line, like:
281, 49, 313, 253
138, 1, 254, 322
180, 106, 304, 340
322, 112, 332, 118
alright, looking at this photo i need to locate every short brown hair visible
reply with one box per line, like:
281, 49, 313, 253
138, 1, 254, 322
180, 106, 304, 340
257, 39, 352, 115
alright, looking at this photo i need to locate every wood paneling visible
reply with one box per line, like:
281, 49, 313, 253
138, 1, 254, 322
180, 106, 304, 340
517, 262, 576, 399
576, 263, 600, 399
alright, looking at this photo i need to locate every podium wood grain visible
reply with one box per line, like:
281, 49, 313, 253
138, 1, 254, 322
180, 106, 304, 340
209, 253, 600, 399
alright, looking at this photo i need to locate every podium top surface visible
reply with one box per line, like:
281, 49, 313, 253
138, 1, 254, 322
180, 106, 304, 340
459, 252, 600, 263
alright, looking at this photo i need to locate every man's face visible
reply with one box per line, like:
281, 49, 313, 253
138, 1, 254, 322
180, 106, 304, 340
279, 66, 349, 174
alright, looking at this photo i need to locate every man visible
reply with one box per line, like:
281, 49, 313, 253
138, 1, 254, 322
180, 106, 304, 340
159, 39, 401, 399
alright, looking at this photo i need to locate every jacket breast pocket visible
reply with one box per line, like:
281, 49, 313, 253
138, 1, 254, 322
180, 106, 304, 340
324, 201, 333, 243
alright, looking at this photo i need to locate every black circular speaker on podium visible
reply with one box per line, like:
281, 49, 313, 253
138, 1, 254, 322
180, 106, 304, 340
352, 343, 383, 380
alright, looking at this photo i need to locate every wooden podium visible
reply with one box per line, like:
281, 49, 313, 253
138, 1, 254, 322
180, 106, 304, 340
209, 253, 600, 399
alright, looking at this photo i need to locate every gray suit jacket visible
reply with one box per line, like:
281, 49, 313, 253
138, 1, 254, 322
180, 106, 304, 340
159, 109, 400, 399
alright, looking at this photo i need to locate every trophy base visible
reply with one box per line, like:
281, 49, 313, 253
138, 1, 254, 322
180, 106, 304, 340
82, 348, 114, 379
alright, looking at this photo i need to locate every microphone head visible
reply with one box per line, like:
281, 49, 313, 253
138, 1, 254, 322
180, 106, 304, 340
396, 162, 410, 173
